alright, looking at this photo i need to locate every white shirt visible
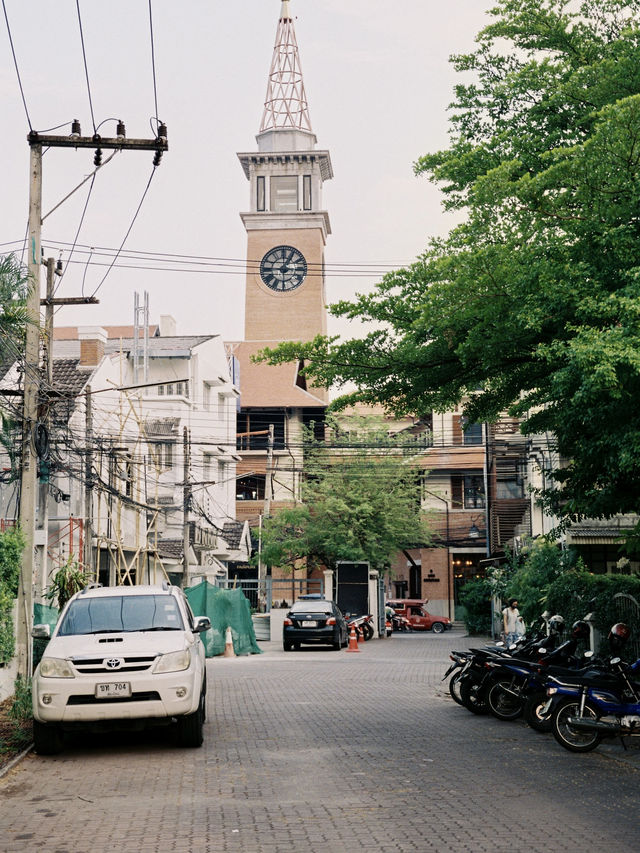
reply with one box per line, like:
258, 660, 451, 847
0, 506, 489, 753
503, 606, 520, 633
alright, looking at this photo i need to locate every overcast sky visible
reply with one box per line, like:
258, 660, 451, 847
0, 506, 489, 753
0, 0, 492, 341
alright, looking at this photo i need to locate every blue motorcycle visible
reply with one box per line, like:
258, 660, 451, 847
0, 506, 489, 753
544, 653, 640, 753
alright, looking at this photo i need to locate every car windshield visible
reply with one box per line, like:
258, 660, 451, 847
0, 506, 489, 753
57, 595, 184, 636
290, 601, 332, 614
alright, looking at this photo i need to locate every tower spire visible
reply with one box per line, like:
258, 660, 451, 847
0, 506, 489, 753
260, 0, 312, 133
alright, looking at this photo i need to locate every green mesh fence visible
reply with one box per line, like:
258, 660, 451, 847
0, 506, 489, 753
33, 602, 59, 668
185, 581, 262, 657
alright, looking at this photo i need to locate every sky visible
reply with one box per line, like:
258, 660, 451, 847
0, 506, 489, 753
0, 0, 492, 342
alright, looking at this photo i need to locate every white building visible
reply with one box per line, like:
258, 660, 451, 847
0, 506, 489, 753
1, 317, 249, 593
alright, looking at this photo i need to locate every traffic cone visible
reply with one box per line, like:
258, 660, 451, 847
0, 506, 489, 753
223, 625, 235, 658
356, 626, 364, 644
345, 625, 360, 653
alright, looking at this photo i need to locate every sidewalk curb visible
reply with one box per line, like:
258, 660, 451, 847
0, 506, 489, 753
0, 744, 33, 780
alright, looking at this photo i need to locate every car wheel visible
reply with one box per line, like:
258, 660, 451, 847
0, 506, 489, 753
431, 622, 445, 634
283, 641, 293, 651
175, 690, 205, 748
33, 720, 64, 755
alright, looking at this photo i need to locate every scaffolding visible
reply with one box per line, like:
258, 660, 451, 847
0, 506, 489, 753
87, 356, 170, 587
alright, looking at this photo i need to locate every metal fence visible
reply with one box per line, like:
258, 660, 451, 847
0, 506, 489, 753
613, 592, 640, 661
215, 577, 323, 611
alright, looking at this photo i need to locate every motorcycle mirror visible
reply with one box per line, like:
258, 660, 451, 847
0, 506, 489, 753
509, 643, 517, 650
538, 647, 547, 655
584, 650, 594, 658
495, 641, 504, 647
611, 657, 621, 665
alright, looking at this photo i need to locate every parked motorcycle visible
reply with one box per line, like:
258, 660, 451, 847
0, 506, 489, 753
454, 623, 560, 715
345, 613, 375, 641
483, 618, 595, 728
543, 624, 640, 753
442, 650, 473, 705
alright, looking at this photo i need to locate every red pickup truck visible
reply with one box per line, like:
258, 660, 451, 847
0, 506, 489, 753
386, 599, 452, 634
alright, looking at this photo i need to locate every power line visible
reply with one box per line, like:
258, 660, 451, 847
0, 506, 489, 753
89, 167, 158, 298
75, 0, 97, 133
148, 0, 160, 123
1, 0, 32, 130
1, 240, 413, 275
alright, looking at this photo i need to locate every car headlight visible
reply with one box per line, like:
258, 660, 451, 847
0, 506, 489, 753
39, 657, 75, 678
153, 649, 191, 673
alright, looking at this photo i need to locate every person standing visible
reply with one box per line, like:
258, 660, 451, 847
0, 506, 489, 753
502, 598, 522, 645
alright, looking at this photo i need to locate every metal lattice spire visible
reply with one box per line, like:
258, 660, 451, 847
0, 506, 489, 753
260, 1, 312, 133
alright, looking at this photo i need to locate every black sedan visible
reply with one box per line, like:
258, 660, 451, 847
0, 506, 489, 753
283, 599, 348, 651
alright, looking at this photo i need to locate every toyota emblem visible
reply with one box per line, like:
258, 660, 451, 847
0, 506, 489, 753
105, 658, 122, 670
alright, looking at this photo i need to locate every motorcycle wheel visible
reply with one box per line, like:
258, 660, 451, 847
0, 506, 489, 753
523, 690, 552, 733
552, 698, 603, 753
486, 679, 523, 721
449, 671, 465, 706
362, 623, 374, 641
459, 674, 489, 715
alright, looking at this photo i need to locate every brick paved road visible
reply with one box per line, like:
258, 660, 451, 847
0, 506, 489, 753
1, 631, 638, 853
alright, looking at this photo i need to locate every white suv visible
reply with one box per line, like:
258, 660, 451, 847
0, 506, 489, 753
32, 583, 210, 754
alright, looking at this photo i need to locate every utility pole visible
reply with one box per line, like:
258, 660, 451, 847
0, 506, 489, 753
16, 140, 43, 680
84, 387, 93, 577
263, 424, 275, 519
15, 122, 168, 680
183, 427, 191, 588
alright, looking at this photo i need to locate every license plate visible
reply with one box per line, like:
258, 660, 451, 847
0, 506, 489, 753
95, 682, 131, 699
301, 621, 317, 628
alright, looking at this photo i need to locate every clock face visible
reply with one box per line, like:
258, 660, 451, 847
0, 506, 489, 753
260, 245, 307, 292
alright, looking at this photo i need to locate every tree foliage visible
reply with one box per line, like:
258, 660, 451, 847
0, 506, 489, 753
258, 418, 433, 573
0, 253, 29, 362
45, 555, 91, 611
0, 526, 25, 665
259, 1, 640, 529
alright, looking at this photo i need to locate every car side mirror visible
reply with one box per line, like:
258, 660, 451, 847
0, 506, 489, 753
32, 624, 51, 640
193, 616, 211, 633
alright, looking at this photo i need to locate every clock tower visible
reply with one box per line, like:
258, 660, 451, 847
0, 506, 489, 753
231, 0, 330, 530
238, 0, 333, 344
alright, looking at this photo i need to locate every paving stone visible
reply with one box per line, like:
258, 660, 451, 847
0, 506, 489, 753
0, 631, 638, 852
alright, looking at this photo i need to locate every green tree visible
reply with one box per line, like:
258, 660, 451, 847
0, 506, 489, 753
0, 253, 29, 360
0, 254, 30, 482
504, 539, 585, 627
258, 418, 432, 574
259, 1, 640, 536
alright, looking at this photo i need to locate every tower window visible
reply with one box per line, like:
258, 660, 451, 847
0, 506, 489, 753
270, 176, 298, 212
303, 175, 312, 210
257, 176, 266, 212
